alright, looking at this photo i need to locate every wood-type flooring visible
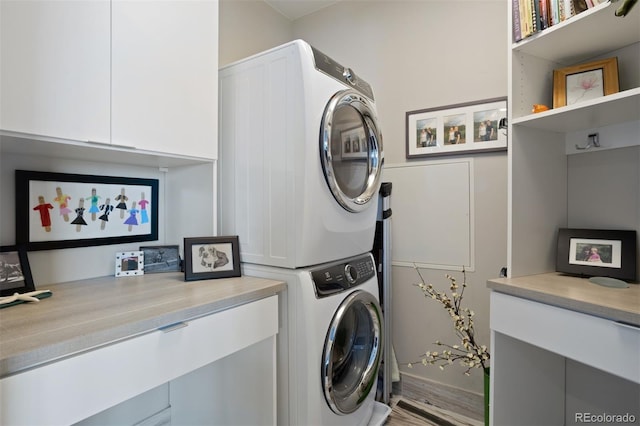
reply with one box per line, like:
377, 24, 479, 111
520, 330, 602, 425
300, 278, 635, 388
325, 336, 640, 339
384, 398, 483, 426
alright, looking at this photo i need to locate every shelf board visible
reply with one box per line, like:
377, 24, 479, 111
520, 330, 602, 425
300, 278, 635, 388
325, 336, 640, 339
512, 87, 640, 132
513, 3, 640, 65
0, 132, 214, 168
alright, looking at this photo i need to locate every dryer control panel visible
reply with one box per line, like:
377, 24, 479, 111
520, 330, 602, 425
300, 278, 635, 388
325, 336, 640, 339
310, 46, 375, 101
310, 254, 376, 299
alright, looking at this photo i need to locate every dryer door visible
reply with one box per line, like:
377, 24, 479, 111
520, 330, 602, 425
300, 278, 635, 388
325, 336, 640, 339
320, 90, 383, 213
322, 289, 383, 415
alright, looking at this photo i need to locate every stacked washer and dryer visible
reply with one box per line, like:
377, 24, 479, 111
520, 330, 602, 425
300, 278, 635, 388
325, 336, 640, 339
218, 40, 387, 426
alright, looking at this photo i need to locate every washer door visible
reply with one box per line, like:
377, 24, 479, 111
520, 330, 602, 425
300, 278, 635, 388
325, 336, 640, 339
320, 90, 384, 213
322, 290, 383, 415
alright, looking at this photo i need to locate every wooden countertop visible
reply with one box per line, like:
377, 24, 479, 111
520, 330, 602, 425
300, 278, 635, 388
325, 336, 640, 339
487, 272, 640, 326
0, 273, 285, 378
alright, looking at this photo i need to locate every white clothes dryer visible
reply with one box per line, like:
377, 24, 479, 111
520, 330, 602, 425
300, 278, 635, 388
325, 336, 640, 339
219, 40, 384, 268
242, 253, 384, 426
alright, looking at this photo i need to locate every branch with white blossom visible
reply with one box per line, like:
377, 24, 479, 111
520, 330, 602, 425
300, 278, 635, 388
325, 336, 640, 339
406, 266, 490, 376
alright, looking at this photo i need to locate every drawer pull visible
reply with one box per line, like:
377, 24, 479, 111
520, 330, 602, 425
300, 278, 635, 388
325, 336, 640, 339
158, 322, 188, 333
614, 321, 640, 331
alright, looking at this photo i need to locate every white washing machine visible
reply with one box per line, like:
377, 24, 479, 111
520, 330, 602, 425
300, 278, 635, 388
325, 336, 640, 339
219, 40, 384, 269
242, 253, 384, 426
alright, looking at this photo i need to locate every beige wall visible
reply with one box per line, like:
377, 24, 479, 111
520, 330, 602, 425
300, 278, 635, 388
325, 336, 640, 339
219, 0, 508, 395
219, 0, 292, 66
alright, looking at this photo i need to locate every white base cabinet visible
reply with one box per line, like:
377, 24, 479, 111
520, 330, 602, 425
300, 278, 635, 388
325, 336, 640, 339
0, 296, 278, 426
490, 291, 640, 426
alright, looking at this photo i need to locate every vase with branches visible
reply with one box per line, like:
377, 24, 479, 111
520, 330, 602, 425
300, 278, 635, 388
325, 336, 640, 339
407, 266, 491, 424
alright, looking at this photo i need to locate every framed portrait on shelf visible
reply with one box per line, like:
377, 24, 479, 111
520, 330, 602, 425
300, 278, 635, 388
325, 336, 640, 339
115, 251, 145, 277
184, 236, 241, 281
553, 57, 619, 109
556, 228, 637, 282
16, 170, 159, 251
406, 97, 507, 159
0, 245, 35, 296
140, 245, 182, 273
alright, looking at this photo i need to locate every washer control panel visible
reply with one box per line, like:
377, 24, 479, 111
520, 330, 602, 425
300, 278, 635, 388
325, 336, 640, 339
310, 254, 376, 299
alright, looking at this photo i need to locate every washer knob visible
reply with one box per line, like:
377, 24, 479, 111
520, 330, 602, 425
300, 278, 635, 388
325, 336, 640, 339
343, 68, 356, 85
345, 264, 358, 284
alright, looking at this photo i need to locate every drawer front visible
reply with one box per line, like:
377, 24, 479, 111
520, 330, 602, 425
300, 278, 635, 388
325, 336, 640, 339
0, 296, 278, 426
491, 291, 640, 383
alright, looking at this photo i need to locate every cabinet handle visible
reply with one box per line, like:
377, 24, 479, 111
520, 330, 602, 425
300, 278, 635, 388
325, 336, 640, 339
614, 321, 640, 332
158, 322, 189, 333
86, 140, 137, 150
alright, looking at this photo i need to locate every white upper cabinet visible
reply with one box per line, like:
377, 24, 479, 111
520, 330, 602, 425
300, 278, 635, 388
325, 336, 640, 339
0, 0, 218, 160
0, 0, 111, 143
111, 1, 218, 159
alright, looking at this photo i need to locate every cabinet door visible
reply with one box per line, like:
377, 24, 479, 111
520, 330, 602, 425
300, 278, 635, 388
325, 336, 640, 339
111, 0, 218, 159
0, 0, 110, 143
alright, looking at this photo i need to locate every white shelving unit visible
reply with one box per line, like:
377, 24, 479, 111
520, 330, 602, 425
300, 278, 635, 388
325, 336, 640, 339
507, 1, 640, 278
491, 2, 640, 425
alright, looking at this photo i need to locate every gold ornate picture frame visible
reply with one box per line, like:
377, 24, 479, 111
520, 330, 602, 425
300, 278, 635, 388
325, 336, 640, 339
553, 57, 619, 109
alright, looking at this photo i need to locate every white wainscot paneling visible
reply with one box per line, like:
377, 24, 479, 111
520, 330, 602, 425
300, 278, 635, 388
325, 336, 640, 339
383, 159, 474, 271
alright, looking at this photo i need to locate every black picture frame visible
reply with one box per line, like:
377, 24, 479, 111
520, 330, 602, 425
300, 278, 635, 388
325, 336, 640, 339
556, 228, 637, 282
16, 170, 159, 251
0, 245, 36, 297
184, 236, 241, 281
140, 245, 182, 273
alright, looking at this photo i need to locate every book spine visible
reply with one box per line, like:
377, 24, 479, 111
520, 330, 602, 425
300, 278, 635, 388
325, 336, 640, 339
539, 0, 548, 29
532, 0, 541, 33
523, 0, 533, 37
513, 0, 523, 42
572, 0, 589, 14
518, 0, 530, 38
551, 0, 561, 24
563, 0, 574, 20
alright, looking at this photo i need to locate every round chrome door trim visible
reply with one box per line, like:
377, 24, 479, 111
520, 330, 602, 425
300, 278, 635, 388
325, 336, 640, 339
321, 290, 383, 415
320, 90, 384, 213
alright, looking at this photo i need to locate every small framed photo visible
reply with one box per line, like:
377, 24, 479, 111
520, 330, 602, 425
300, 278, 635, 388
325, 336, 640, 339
140, 245, 182, 273
406, 97, 507, 159
556, 228, 637, 282
341, 127, 367, 160
553, 57, 619, 109
184, 236, 241, 281
115, 251, 145, 277
0, 245, 35, 296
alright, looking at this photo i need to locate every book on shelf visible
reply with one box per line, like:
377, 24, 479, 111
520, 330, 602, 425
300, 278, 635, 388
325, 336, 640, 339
531, 0, 540, 33
572, 0, 589, 14
513, 0, 601, 42
513, 0, 523, 41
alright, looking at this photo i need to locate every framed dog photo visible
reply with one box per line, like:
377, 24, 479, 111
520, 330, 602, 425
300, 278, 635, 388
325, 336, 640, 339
0, 245, 35, 296
556, 228, 637, 282
184, 236, 241, 281
115, 251, 145, 277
